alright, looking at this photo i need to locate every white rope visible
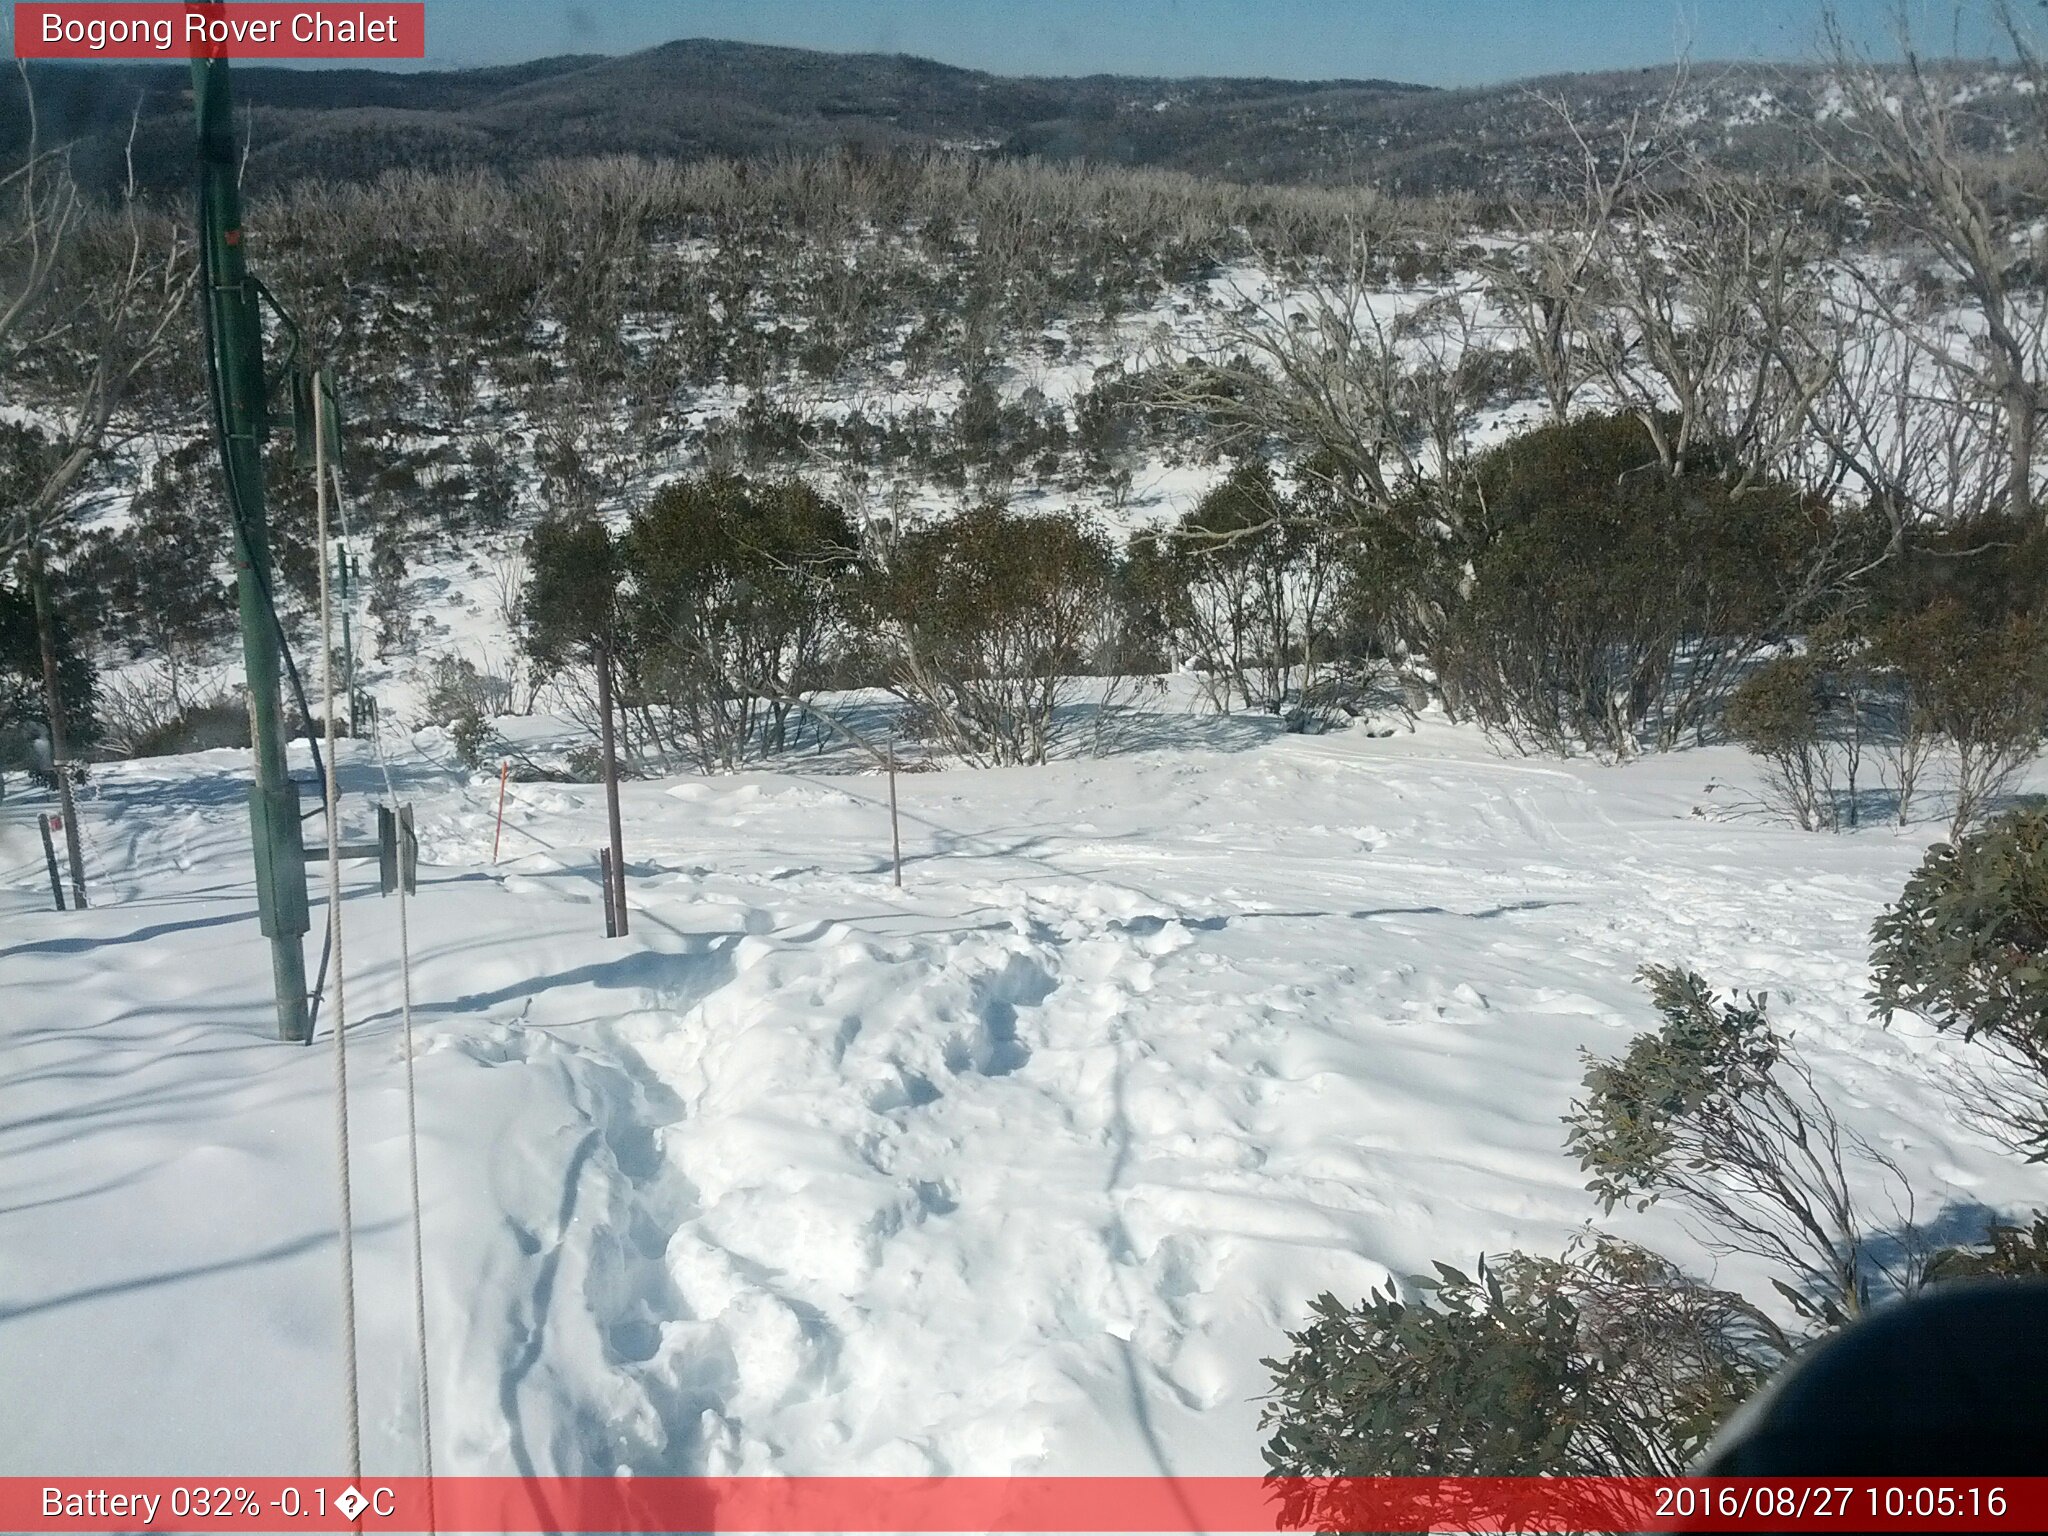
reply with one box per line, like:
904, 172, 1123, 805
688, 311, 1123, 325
394, 814, 436, 1490
330, 453, 437, 1512
315, 377, 364, 1482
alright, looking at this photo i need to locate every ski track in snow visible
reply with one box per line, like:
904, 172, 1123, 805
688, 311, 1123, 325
0, 710, 2039, 1477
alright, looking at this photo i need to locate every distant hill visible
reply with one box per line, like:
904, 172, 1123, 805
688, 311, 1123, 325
1, 39, 2030, 198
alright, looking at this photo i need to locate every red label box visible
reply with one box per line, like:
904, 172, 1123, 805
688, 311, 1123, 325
4, 1477, 2048, 1533
12, 4, 425, 59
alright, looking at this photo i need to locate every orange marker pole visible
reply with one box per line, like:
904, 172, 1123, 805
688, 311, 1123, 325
491, 759, 510, 863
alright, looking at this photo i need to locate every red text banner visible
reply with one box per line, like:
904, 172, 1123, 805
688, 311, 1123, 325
3, 1476, 2046, 1533
12, 4, 425, 59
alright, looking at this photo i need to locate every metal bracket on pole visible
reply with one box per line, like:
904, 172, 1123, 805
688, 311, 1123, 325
251, 780, 311, 941
375, 804, 418, 897
314, 841, 382, 862
401, 805, 417, 895
598, 849, 618, 938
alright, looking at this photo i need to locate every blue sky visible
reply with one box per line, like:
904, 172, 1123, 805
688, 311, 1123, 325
414, 1, 2018, 83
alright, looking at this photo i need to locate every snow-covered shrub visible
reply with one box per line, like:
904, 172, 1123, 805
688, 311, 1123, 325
1288, 660, 1403, 734
420, 655, 518, 770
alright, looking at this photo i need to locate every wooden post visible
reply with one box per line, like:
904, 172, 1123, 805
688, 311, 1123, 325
595, 643, 628, 937
37, 813, 65, 911
28, 541, 86, 910
888, 740, 902, 888
597, 849, 617, 938
491, 759, 510, 863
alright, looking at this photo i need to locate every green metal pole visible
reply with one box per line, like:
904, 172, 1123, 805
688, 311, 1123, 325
194, 56, 311, 1043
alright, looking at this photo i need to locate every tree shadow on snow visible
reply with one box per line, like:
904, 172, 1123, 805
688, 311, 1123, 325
418, 937, 742, 1024
0, 1220, 399, 1327
1862, 1199, 2021, 1301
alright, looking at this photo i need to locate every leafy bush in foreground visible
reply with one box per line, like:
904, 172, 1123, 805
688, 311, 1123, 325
1260, 1238, 1779, 1485
1564, 966, 1908, 1326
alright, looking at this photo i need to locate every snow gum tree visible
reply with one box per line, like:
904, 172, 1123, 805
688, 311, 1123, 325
1126, 459, 1348, 719
2, 68, 190, 902
624, 473, 861, 772
1416, 414, 1837, 756
863, 504, 1118, 767
1819, 1, 2048, 525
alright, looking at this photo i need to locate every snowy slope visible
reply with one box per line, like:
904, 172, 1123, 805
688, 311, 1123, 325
1, 706, 2039, 1477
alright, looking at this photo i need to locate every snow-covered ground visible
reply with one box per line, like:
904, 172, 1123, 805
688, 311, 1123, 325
1, 700, 2040, 1477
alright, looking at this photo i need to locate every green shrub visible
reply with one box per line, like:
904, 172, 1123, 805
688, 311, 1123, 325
1724, 619, 1891, 831
1565, 967, 1903, 1325
73, 446, 235, 679
625, 472, 860, 771
1264, 1257, 1585, 1479
1260, 1239, 1779, 1491
1871, 808, 2048, 1158
1926, 1213, 2048, 1281
1726, 654, 1844, 831
127, 700, 251, 758
1266, 821, 2048, 1494
1862, 512, 2048, 632
1872, 601, 2047, 836
520, 515, 628, 670
420, 655, 518, 770
1128, 460, 1349, 719
1418, 414, 1837, 756
865, 504, 1117, 766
